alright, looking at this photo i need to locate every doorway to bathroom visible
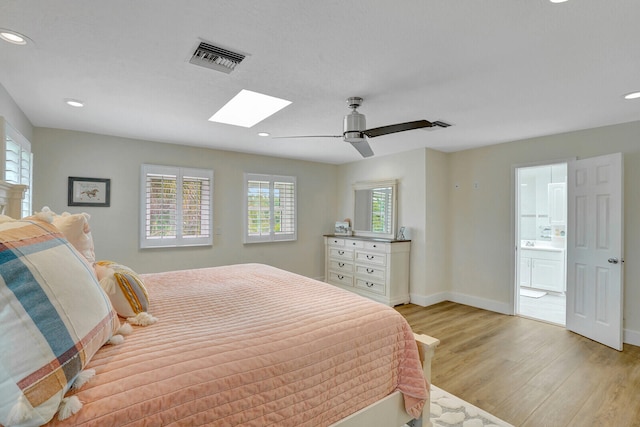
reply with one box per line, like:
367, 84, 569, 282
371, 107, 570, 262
515, 162, 567, 326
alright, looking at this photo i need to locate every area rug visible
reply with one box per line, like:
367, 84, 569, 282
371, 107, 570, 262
429, 385, 514, 427
520, 288, 547, 298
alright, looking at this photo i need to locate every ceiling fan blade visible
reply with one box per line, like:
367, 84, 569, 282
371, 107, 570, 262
349, 140, 374, 158
272, 135, 342, 139
362, 120, 433, 138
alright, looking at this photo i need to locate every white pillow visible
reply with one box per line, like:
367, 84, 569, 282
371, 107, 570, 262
0, 217, 120, 426
40, 207, 96, 263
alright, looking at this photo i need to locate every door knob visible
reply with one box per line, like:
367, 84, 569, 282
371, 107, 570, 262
608, 258, 619, 264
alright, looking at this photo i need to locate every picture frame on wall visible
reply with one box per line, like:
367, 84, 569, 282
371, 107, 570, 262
68, 177, 111, 207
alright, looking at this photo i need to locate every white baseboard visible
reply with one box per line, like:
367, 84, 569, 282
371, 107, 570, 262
409, 292, 448, 307
624, 327, 640, 347
410, 291, 512, 315
411, 292, 640, 346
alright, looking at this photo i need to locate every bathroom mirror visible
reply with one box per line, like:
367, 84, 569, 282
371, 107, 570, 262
352, 179, 397, 239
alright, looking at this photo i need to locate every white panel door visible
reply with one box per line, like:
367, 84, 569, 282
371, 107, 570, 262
566, 153, 623, 350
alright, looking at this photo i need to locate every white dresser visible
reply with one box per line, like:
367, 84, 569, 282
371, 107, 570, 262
324, 235, 411, 306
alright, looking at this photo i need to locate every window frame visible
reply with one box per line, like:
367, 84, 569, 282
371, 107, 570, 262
243, 173, 297, 243
140, 164, 213, 249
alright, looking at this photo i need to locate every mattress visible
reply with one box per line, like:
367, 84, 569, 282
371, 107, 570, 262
44, 263, 427, 426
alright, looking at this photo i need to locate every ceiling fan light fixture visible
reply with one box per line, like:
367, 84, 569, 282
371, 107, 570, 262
344, 131, 365, 143
343, 110, 366, 142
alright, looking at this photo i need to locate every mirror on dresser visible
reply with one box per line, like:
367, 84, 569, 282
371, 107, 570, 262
352, 179, 397, 239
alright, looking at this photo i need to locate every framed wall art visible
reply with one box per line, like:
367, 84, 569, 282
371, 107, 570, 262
68, 177, 111, 207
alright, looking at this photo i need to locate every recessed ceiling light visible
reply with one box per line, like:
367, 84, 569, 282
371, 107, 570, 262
624, 91, 640, 100
209, 89, 291, 128
64, 99, 85, 108
550, 0, 568, 3
257, 132, 270, 137
0, 29, 30, 45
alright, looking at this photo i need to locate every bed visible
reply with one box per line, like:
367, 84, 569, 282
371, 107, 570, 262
0, 185, 439, 427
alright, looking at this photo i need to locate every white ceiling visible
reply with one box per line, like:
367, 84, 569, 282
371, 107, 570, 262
1, 0, 639, 164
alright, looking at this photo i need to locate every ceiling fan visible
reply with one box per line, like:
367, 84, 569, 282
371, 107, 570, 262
275, 97, 450, 158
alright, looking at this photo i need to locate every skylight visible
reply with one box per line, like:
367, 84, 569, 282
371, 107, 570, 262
208, 90, 291, 128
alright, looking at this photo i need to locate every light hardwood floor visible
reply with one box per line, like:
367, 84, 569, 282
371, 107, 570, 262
396, 301, 640, 427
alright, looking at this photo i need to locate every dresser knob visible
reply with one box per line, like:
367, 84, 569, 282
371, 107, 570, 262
366, 282, 374, 287
366, 255, 374, 260
367, 268, 374, 274
339, 262, 345, 267
338, 250, 344, 255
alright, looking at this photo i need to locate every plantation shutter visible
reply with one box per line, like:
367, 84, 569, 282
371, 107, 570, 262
244, 173, 296, 243
3, 119, 33, 217
371, 187, 392, 233
274, 180, 295, 237
247, 178, 271, 239
141, 164, 213, 248
182, 174, 212, 239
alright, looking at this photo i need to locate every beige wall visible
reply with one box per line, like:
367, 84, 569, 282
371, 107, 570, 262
32, 128, 338, 278
448, 121, 640, 342
0, 83, 33, 141
336, 148, 449, 301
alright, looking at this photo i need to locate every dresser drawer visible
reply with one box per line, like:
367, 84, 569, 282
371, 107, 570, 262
355, 278, 385, 295
355, 264, 386, 281
327, 237, 345, 247
328, 271, 353, 287
329, 247, 354, 260
345, 239, 365, 249
329, 260, 354, 273
355, 251, 386, 266
363, 241, 387, 252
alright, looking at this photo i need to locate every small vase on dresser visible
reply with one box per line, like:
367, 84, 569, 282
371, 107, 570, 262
324, 235, 411, 306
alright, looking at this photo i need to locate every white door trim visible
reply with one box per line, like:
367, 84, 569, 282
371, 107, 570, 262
511, 159, 573, 318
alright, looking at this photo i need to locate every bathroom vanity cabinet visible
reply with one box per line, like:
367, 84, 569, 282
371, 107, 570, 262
520, 247, 565, 293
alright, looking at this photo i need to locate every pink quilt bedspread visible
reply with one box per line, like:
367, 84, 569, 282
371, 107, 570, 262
46, 263, 427, 426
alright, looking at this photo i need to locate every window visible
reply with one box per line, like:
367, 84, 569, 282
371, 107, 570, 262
371, 187, 392, 233
244, 173, 296, 243
140, 164, 213, 248
2, 118, 32, 217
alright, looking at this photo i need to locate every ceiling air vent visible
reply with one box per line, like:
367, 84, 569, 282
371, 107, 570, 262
189, 42, 246, 74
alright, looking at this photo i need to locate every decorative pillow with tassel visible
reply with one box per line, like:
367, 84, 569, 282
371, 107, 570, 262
0, 217, 121, 426
94, 260, 158, 326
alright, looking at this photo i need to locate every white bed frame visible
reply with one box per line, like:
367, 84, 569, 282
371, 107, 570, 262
0, 183, 439, 427
0, 181, 27, 218
332, 334, 440, 427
